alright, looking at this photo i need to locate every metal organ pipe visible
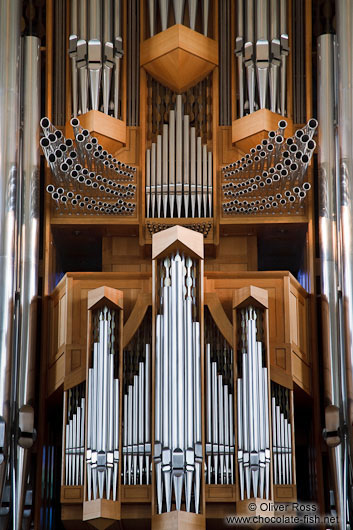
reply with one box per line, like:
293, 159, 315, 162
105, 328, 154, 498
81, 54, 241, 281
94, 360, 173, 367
14, 36, 41, 530
236, 0, 288, 116
154, 254, 202, 514
317, 33, 345, 527
0, 0, 21, 503
145, 100, 213, 219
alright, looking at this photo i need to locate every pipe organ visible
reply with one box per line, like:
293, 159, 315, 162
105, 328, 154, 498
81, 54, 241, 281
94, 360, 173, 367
2, 0, 353, 529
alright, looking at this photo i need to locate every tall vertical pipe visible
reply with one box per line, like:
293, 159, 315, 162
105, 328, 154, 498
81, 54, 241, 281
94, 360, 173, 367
317, 33, 345, 527
0, 0, 21, 502
15, 35, 41, 530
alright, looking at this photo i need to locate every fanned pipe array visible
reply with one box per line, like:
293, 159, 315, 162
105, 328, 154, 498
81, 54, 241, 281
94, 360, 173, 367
86, 307, 120, 502
146, 94, 213, 219
40, 116, 136, 216
271, 383, 292, 485
237, 307, 270, 500
205, 343, 235, 485
64, 384, 85, 486
154, 254, 202, 514
235, 0, 289, 116
147, 0, 210, 37
222, 118, 317, 215
69, 0, 123, 117
122, 344, 151, 486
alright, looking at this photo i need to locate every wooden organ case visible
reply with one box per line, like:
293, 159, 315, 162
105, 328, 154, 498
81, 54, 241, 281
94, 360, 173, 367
36, 1, 322, 529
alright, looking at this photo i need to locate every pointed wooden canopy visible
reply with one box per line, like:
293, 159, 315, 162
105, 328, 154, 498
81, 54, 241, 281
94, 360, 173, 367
87, 285, 123, 312
141, 24, 218, 93
232, 285, 269, 310
152, 225, 204, 260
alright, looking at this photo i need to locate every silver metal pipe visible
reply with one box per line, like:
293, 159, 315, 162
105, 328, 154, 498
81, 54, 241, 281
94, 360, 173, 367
235, 0, 245, 117
70, 0, 79, 116
145, 344, 151, 485
151, 143, 156, 218
269, 0, 280, 112
188, 0, 197, 30
279, 0, 288, 115
244, 0, 255, 113
190, 127, 196, 218
88, 0, 102, 110
173, 0, 185, 24
202, 0, 210, 36
197, 137, 202, 217
202, 145, 208, 217
208, 151, 213, 216
206, 345, 212, 484
169, 110, 175, 217
0, 0, 21, 502
146, 149, 151, 217
156, 135, 162, 218
159, 0, 169, 31
77, 0, 88, 114
256, 0, 270, 109
148, 0, 156, 36
15, 35, 40, 530
176, 96, 183, 218
183, 116, 190, 217
162, 124, 169, 217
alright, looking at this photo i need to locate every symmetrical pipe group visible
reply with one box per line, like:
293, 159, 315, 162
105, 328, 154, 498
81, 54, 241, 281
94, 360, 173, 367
122, 344, 151, 486
69, 0, 123, 117
236, 0, 289, 116
205, 342, 235, 485
222, 118, 317, 215
146, 94, 213, 219
237, 307, 270, 500
64, 384, 85, 486
154, 253, 202, 514
271, 383, 292, 485
147, 0, 210, 37
40, 116, 136, 216
86, 307, 120, 501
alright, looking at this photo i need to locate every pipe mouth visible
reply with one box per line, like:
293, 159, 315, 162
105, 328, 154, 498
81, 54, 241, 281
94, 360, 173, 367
273, 174, 280, 181
303, 182, 311, 191
289, 195, 296, 202
307, 140, 316, 151
268, 130, 276, 139
40, 117, 50, 129
281, 169, 288, 177
85, 143, 93, 151
65, 138, 73, 147
40, 137, 50, 148
267, 144, 274, 152
91, 137, 98, 145
285, 190, 291, 197
57, 187, 64, 195
308, 118, 318, 130
280, 198, 287, 205
295, 129, 304, 139
46, 185, 55, 193
82, 129, 89, 137
275, 163, 283, 171
290, 144, 298, 153
59, 144, 67, 152
302, 154, 309, 164
293, 187, 301, 194
269, 167, 275, 174
286, 137, 293, 146
71, 199, 78, 205
284, 158, 292, 166
301, 134, 310, 143
78, 176, 85, 183
67, 191, 74, 199
60, 195, 68, 203
82, 168, 89, 175
262, 171, 268, 178
295, 151, 303, 160
48, 133, 56, 143
60, 163, 69, 172
55, 130, 62, 140
70, 170, 78, 179
48, 153, 56, 163
75, 164, 82, 171
55, 149, 63, 159
299, 191, 306, 198
283, 150, 290, 158
276, 193, 282, 199
52, 192, 59, 200
70, 151, 77, 159
261, 139, 268, 146
290, 163, 298, 172
70, 117, 80, 127
275, 135, 284, 144
76, 133, 84, 142
278, 119, 287, 129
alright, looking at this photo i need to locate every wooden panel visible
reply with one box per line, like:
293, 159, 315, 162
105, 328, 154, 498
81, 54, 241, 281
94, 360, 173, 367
47, 352, 65, 396
61, 485, 84, 504
292, 352, 311, 395
232, 109, 294, 152
121, 485, 152, 503
83, 498, 121, 522
152, 511, 205, 530
205, 485, 236, 502
204, 235, 257, 272
102, 236, 151, 273
274, 484, 297, 502
65, 110, 127, 153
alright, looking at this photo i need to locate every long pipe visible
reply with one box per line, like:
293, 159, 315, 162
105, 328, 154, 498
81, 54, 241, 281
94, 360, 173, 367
15, 36, 41, 530
318, 33, 345, 527
336, 4, 353, 526
0, 0, 21, 503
